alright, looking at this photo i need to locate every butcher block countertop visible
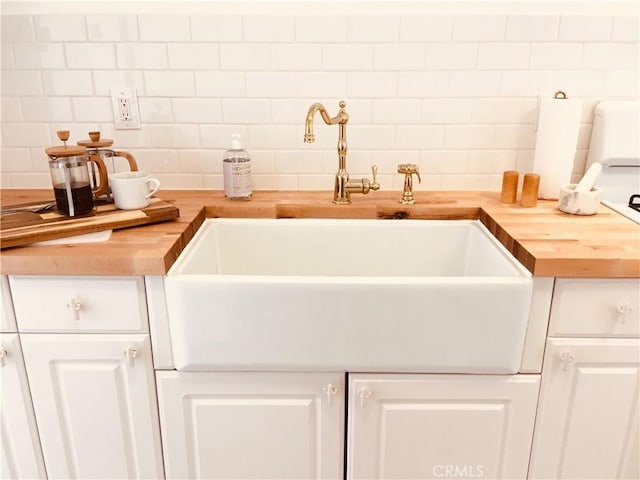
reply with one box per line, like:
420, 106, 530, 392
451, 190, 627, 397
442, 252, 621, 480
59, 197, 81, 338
1, 189, 638, 278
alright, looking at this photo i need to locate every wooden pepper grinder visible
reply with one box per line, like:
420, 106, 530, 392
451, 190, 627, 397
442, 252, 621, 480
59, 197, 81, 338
520, 173, 541, 207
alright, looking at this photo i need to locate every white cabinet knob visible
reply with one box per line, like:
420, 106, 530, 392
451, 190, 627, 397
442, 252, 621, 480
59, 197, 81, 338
323, 383, 339, 404
67, 298, 83, 320
616, 303, 633, 324
124, 347, 138, 367
559, 350, 575, 371
357, 387, 372, 407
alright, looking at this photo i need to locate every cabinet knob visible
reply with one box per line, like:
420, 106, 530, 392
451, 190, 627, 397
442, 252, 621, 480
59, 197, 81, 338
559, 350, 575, 371
67, 298, 83, 320
323, 383, 339, 404
0, 349, 7, 368
616, 303, 633, 324
357, 387, 372, 407
124, 347, 138, 367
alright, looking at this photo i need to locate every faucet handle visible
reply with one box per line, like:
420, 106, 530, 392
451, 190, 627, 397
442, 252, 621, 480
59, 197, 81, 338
370, 165, 380, 191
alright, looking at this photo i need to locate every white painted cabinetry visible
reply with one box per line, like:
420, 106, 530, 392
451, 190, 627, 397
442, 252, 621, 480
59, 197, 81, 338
347, 374, 540, 480
157, 371, 344, 480
0, 333, 47, 480
529, 278, 640, 479
9, 275, 164, 480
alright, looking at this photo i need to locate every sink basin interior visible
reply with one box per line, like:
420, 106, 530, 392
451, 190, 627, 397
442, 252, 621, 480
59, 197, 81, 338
170, 218, 526, 278
165, 217, 533, 374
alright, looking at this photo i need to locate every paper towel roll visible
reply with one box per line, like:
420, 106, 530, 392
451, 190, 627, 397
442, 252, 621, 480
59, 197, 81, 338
532, 94, 582, 199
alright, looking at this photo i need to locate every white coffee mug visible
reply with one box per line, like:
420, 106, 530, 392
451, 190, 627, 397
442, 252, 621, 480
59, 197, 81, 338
108, 171, 161, 210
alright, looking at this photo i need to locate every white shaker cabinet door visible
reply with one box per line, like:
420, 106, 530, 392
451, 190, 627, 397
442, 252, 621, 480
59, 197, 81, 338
20, 334, 164, 480
347, 373, 540, 480
157, 371, 345, 480
0, 333, 47, 480
529, 338, 640, 479
1, 275, 17, 332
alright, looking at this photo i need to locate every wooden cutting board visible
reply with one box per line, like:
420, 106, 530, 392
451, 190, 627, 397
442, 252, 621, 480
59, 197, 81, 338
1, 197, 179, 249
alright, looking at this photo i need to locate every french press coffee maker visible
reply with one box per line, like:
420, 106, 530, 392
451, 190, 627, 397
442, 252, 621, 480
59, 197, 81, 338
46, 131, 108, 217
77, 131, 138, 200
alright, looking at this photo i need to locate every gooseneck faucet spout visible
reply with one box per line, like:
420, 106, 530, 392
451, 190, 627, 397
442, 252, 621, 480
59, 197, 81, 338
304, 100, 379, 204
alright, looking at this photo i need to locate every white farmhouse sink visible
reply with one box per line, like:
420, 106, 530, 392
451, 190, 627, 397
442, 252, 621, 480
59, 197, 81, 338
165, 218, 533, 373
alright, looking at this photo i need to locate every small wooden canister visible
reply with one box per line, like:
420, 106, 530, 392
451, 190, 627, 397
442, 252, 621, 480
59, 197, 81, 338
521, 173, 541, 207
500, 171, 519, 204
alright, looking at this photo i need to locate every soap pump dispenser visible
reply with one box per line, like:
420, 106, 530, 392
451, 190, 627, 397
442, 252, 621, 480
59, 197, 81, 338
223, 134, 252, 200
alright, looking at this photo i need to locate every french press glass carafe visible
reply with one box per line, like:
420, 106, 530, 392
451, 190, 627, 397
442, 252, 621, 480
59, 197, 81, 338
46, 131, 108, 217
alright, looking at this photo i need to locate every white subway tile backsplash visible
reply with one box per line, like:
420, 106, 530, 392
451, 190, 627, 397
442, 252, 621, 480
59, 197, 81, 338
86, 14, 138, 41
195, 71, 246, 97
13, 43, 65, 69
452, 15, 506, 41
172, 98, 223, 123
400, 15, 453, 41
222, 98, 272, 123
583, 43, 638, 70
33, 14, 85, 41
348, 16, 400, 42
558, 15, 612, 41
219, 44, 271, 70
395, 125, 445, 148
144, 71, 195, 97
397, 71, 449, 97
191, 15, 243, 41
93, 70, 146, 96
612, 16, 640, 41
374, 43, 425, 70
505, 15, 559, 41
529, 43, 582, 70
243, 16, 295, 42
295, 16, 347, 42
421, 99, 472, 124
471, 98, 525, 123
449, 71, 501, 97
2, 70, 43, 96
1, 5, 635, 191
138, 15, 190, 41
139, 98, 173, 123
272, 44, 322, 70
322, 44, 373, 71
347, 72, 396, 98
477, 43, 529, 70
134, 149, 180, 172
168, 43, 219, 70
66, 43, 117, 69
2, 123, 51, 147
21, 97, 72, 122
42, 70, 93, 96
445, 125, 495, 149
71, 97, 113, 121
2, 15, 35, 41
0, 148, 31, 172
246, 72, 297, 97
200, 125, 250, 149
117, 43, 168, 69
425, 43, 477, 70
371, 99, 421, 124
1, 97, 23, 122
296, 72, 346, 98
178, 149, 223, 174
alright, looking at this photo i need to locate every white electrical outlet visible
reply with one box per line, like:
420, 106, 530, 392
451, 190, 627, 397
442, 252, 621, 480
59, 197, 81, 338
110, 87, 141, 130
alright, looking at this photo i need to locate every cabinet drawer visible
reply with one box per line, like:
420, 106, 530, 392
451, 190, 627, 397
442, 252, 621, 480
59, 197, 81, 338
549, 278, 639, 337
9, 276, 148, 333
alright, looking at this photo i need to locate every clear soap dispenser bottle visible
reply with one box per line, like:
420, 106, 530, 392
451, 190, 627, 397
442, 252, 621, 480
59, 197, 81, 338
223, 133, 252, 200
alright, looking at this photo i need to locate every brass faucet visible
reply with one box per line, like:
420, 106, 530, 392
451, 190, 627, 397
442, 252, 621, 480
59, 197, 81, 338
398, 163, 421, 205
304, 101, 379, 204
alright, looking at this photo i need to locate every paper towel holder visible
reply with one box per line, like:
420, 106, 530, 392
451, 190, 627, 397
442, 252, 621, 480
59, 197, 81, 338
536, 90, 571, 132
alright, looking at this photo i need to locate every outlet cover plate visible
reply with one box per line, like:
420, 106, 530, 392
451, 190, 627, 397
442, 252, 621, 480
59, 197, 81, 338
110, 87, 141, 130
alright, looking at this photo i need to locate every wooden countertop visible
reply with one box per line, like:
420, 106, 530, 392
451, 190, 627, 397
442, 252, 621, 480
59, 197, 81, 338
1, 189, 638, 278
